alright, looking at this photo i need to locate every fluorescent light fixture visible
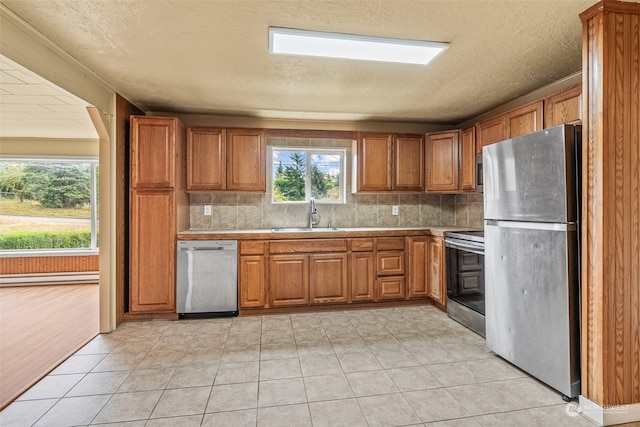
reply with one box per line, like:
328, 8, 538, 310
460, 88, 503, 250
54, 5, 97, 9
269, 27, 448, 65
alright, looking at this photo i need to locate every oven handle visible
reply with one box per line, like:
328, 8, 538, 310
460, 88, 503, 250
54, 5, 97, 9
445, 240, 485, 255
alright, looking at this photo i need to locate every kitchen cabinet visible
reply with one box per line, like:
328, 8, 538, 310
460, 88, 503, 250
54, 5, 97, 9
186, 127, 225, 191
350, 238, 375, 302
129, 116, 184, 318
475, 115, 507, 155
268, 239, 348, 307
426, 130, 460, 193
239, 240, 267, 308
129, 190, 176, 313
131, 116, 180, 189
269, 255, 309, 307
354, 132, 424, 192
394, 134, 425, 191
544, 84, 582, 127
355, 133, 393, 191
310, 254, 348, 304
506, 100, 544, 138
375, 237, 405, 301
428, 235, 446, 307
226, 128, 266, 192
407, 236, 429, 299
459, 127, 476, 191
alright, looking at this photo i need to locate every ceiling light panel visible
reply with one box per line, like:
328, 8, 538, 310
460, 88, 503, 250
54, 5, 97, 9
269, 27, 448, 65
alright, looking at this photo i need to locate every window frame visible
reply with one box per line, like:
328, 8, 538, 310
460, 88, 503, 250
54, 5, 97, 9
269, 146, 346, 204
0, 155, 99, 256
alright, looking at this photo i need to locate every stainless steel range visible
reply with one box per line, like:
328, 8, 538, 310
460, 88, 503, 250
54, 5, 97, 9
445, 230, 485, 337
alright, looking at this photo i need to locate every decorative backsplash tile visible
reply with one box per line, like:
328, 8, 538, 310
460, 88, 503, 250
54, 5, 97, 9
187, 135, 485, 230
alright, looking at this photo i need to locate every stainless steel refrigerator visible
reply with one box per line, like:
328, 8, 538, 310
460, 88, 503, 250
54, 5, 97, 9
483, 124, 581, 399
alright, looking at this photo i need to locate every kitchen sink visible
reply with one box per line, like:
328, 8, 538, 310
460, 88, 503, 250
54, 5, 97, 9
271, 227, 342, 232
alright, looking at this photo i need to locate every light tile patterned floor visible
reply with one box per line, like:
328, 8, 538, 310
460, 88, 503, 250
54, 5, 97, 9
0, 305, 597, 426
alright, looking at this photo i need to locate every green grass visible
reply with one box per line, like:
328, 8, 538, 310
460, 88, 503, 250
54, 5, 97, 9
0, 230, 92, 250
0, 198, 90, 219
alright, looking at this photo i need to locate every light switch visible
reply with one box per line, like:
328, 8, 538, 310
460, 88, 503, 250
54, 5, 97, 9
392, 205, 399, 215
204, 205, 212, 216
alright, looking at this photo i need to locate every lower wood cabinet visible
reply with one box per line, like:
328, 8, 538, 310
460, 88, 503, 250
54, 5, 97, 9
428, 235, 447, 307
239, 240, 268, 308
351, 252, 374, 302
310, 254, 348, 304
377, 276, 405, 300
236, 234, 444, 311
129, 190, 176, 313
269, 255, 309, 307
407, 236, 429, 299
239, 255, 266, 308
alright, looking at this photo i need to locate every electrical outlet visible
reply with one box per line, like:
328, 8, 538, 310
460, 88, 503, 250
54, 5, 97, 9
204, 205, 212, 216
392, 205, 399, 215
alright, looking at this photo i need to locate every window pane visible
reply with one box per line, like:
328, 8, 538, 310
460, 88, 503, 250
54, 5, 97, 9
272, 150, 307, 202
0, 160, 97, 250
310, 153, 342, 201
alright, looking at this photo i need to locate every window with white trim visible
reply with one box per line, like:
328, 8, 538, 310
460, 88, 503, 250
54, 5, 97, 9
0, 158, 99, 252
270, 147, 345, 203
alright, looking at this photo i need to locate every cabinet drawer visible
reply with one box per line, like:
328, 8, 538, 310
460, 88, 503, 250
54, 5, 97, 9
270, 239, 347, 254
240, 240, 267, 255
351, 238, 374, 252
376, 237, 405, 251
458, 251, 482, 271
377, 276, 405, 300
376, 251, 405, 276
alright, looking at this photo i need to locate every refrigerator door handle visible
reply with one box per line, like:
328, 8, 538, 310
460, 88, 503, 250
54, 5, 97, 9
485, 220, 576, 232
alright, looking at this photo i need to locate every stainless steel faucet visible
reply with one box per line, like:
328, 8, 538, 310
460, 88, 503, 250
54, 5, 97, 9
309, 199, 320, 229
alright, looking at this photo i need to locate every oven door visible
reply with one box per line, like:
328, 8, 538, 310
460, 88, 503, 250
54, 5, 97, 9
445, 239, 486, 337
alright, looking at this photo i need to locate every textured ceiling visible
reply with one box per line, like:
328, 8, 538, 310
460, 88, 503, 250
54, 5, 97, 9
1, 0, 596, 135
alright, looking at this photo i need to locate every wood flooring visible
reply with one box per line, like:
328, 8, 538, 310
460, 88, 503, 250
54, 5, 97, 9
0, 284, 99, 410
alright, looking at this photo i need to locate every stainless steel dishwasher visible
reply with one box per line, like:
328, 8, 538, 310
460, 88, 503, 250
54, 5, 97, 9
176, 240, 238, 318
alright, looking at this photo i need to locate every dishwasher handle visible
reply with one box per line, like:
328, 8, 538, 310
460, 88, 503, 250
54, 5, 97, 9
180, 246, 229, 251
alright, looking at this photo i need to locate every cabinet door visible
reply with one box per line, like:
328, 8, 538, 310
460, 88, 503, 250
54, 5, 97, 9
475, 115, 506, 155
356, 133, 392, 191
186, 127, 225, 191
351, 252, 374, 302
269, 255, 308, 307
459, 127, 476, 192
407, 237, 429, 299
394, 134, 425, 191
428, 236, 446, 307
377, 276, 405, 301
131, 116, 179, 189
544, 84, 582, 128
130, 190, 176, 312
310, 253, 348, 304
239, 255, 266, 308
226, 128, 266, 191
506, 100, 544, 138
426, 131, 460, 192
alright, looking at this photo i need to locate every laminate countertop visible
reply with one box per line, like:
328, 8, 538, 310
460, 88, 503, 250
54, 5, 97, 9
177, 226, 481, 240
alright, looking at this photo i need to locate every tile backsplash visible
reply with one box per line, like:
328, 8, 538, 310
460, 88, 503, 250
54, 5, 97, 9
187, 135, 485, 230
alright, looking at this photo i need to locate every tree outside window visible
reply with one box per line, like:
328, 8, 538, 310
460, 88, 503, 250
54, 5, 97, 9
271, 148, 345, 203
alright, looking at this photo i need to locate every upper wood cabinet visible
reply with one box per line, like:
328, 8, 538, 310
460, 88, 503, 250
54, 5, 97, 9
394, 134, 425, 191
226, 128, 266, 192
355, 132, 424, 192
475, 115, 506, 155
131, 116, 183, 189
426, 130, 460, 193
506, 100, 544, 138
186, 127, 225, 191
544, 84, 582, 127
459, 127, 476, 192
355, 133, 393, 191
